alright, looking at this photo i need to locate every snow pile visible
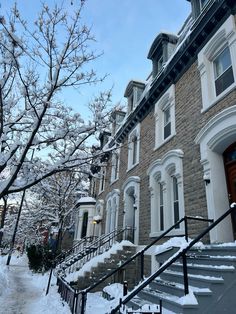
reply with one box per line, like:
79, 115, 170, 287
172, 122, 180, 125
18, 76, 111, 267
0, 254, 9, 296
66, 240, 134, 282
0, 253, 71, 314
103, 282, 123, 300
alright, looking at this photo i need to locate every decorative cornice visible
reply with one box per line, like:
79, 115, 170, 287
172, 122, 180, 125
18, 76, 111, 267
113, 0, 235, 144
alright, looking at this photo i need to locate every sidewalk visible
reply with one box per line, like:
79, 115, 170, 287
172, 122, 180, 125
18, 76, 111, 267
0, 254, 71, 314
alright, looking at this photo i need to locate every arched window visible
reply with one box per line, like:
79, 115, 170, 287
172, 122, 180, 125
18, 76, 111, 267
147, 150, 184, 237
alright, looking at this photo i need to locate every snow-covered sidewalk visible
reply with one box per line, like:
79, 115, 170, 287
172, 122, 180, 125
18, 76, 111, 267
0, 254, 71, 314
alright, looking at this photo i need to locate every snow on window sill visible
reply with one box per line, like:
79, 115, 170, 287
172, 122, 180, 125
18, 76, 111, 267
110, 177, 119, 185
154, 133, 176, 151
127, 161, 139, 173
149, 228, 184, 238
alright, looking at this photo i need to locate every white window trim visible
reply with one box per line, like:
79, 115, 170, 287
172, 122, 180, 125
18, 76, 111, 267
122, 176, 140, 245
127, 124, 140, 171
105, 190, 120, 234
154, 84, 176, 150
147, 149, 185, 238
98, 166, 106, 194
110, 148, 120, 184
198, 15, 236, 112
195, 105, 236, 243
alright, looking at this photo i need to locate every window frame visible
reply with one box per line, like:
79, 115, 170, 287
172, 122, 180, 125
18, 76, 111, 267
110, 149, 120, 183
198, 16, 236, 112
147, 150, 185, 237
154, 84, 176, 149
98, 166, 106, 194
127, 124, 140, 171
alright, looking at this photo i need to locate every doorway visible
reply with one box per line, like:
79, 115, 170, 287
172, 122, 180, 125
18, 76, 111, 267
223, 142, 236, 235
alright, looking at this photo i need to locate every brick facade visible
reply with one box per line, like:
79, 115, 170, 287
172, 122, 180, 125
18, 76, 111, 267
91, 1, 236, 248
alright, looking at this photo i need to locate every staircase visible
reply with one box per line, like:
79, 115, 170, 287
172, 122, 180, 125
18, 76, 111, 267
125, 244, 236, 314
70, 244, 137, 292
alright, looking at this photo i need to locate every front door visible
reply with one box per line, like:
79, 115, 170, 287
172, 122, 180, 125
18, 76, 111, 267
223, 143, 236, 236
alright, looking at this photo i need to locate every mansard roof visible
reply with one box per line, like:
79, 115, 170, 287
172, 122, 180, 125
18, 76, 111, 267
111, 0, 236, 143
124, 80, 146, 98
147, 32, 178, 60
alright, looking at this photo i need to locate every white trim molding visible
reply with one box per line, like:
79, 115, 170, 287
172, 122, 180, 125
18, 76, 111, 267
198, 15, 236, 111
122, 176, 140, 244
147, 149, 185, 238
195, 105, 236, 243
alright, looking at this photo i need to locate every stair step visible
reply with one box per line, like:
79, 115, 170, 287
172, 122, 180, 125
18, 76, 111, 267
169, 261, 235, 276
187, 254, 236, 266
149, 278, 212, 298
190, 245, 236, 257
161, 269, 224, 290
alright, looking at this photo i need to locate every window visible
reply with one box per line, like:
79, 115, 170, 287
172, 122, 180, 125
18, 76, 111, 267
159, 183, 164, 231
111, 150, 120, 183
213, 46, 234, 96
155, 85, 175, 148
128, 124, 140, 170
99, 167, 106, 193
173, 176, 180, 227
198, 16, 236, 110
105, 190, 120, 234
164, 106, 171, 139
147, 149, 185, 237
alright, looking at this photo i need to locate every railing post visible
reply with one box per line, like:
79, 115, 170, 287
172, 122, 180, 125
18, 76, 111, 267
123, 281, 128, 296
81, 291, 87, 314
140, 251, 144, 281
45, 267, 54, 295
184, 216, 188, 242
182, 252, 189, 295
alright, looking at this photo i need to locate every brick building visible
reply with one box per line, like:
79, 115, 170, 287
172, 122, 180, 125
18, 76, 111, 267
76, 0, 236, 270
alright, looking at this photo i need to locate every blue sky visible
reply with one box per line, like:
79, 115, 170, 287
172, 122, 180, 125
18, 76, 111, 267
0, 0, 191, 118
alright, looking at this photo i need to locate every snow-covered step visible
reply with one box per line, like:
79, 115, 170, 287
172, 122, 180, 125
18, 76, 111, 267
160, 269, 224, 290
169, 261, 235, 277
149, 278, 212, 298
137, 288, 200, 314
187, 253, 236, 266
189, 245, 236, 257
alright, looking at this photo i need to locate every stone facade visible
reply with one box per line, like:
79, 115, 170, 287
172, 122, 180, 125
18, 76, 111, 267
91, 1, 236, 250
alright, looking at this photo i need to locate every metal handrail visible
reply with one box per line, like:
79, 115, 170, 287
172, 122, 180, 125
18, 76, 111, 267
111, 204, 236, 313
76, 215, 213, 313
55, 227, 130, 276
55, 236, 97, 266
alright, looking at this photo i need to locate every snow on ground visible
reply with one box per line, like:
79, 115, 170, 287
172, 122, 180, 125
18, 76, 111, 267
0, 248, 178, 314
0, 253, 71, 314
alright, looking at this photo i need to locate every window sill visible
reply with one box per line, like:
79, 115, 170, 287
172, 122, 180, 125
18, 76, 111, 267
98, 190, 105, 196
110, 178, 119, 186
201, 83, 236, 114
154, 133, 176, 151
127, 161, 139, 172
149, 228, 184, 238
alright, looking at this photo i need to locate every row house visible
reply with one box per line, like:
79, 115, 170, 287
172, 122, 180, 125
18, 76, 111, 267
75, 0, 236, 273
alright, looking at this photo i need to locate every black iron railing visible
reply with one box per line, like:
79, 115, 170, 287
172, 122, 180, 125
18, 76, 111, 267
76, 215, 212, 313
111, 203, 236, 313
54, 227, 133, 312
56, 215, 210, 313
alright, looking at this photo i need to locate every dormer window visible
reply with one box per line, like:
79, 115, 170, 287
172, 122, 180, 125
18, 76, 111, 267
187, 0, 212, 21
148, 33, 178, 79
124, 80, 145, 114
200, 0, 209, 10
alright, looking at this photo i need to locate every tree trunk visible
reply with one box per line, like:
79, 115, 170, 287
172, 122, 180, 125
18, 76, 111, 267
0, 196, 8, 247
6, 190, 26, 265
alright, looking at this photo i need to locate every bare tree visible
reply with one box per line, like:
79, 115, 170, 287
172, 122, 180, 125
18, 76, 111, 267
0, 1, 112, 199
